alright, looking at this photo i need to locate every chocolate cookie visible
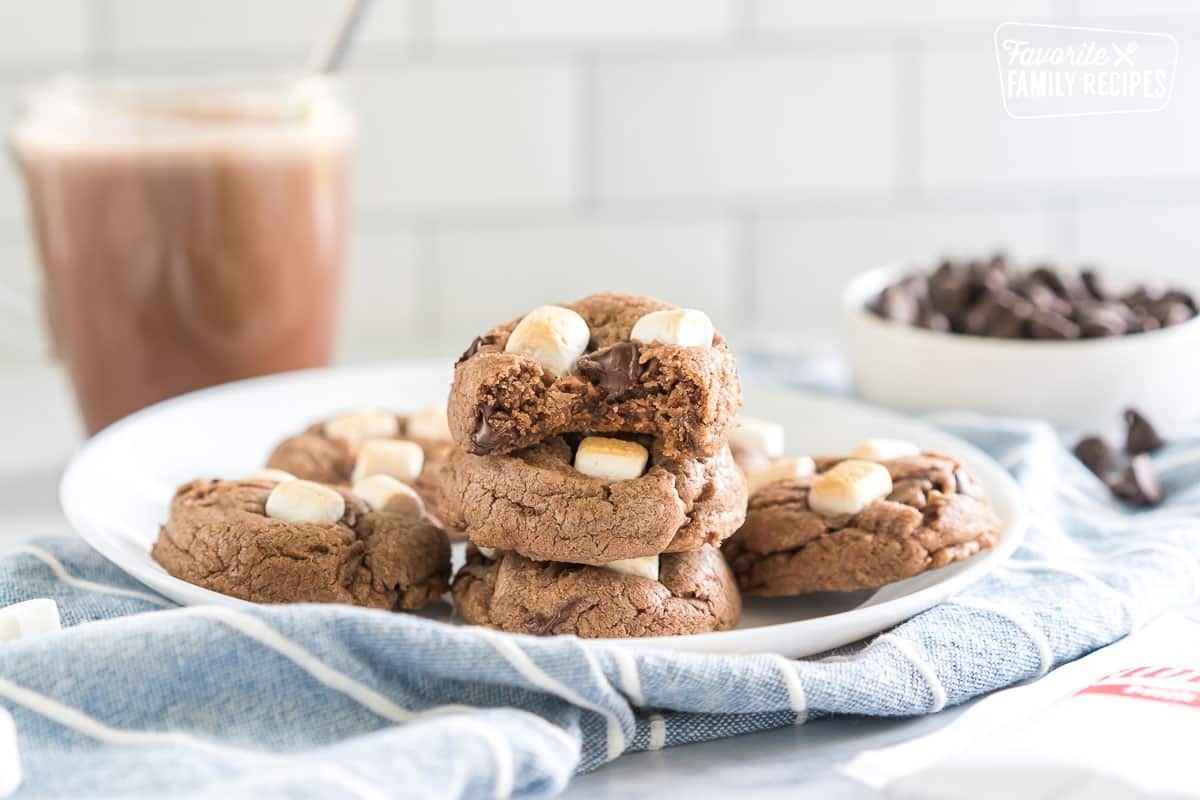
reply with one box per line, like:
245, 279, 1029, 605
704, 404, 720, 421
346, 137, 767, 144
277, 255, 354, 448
266, 409, 453, 524
448, 292, 742, 459
440, 435, 748, 565
725, 453, 1000, 596
152, 477, 451, 609
452, 545, 740, 638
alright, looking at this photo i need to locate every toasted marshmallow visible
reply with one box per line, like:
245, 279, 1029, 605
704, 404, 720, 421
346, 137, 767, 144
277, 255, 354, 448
249, 468, 296, 483
351, 439, 424, 483
630, 308, 714, 348
599, 555, 659, 581
406, 405, 451, 442
808, 459, 892, 516
731, 417, 786, 460
504, 305, 591, 378
746, 457, 816, 494
0, 599, 61, 642
352, 474, 425, 519
574, 436, 650, 482
849, 438, 921, 461
323, 410, 399, 446
265, 480, 345, 524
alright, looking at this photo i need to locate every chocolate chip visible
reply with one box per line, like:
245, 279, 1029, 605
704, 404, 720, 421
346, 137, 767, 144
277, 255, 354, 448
929, 272, 973, 323
971, 288, 1032, 338
1150, 300, 1193, 327
458, 334, 502, 365
876, 285, 920, 324
577, 342, 643, 400
1077, 305, 1127, 338
1030, 266, 1069, 298
917, 308, 951, 332
470, 404, 508, 455
1073, 435, 1116, 478
1124, 408, 1164, 454
1136, 315, 1161, 333
1163, 289, 1197, 313
868, 258, 1193, 342
1108, 455, 1164, 507
1026, 309, 1081, 340
524, 598, 582, 636
953, 469, 979, 498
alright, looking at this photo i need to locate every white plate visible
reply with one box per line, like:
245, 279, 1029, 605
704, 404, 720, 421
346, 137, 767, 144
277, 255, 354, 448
60, 360, 1026, 657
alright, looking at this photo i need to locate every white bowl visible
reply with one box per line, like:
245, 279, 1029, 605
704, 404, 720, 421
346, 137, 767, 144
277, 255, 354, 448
843, 264, 1200, 430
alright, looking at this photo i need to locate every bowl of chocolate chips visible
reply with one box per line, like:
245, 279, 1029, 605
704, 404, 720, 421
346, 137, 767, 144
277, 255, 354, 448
843, 256, 1200, 428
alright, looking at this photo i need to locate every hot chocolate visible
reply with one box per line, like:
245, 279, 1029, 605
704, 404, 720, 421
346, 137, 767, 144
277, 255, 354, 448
10, 78, 353, 433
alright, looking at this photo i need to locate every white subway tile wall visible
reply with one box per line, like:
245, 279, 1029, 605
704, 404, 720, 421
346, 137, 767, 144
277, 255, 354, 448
0, 0, 1196, 373
595, 52, 896, 202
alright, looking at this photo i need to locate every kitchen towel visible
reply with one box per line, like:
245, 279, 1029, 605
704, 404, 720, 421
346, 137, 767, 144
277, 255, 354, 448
0, 398, 1198, 796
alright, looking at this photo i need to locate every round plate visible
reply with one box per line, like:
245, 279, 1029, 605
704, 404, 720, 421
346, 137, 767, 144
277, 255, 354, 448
60, 361, 1025, 657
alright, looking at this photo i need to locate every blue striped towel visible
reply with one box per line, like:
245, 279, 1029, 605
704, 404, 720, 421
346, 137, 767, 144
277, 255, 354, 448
1, 412, 1199, 796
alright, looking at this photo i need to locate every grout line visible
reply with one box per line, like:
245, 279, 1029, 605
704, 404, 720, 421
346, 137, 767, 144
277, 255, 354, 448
733, 210, 759, 332
1048, 197, 1079, 260
891, 35, 923, 202
574, 57, 598, 210
407, 0, 434, 60
345, 180, 1200, 232
734, 0, 760, 45
86, 0, 115, 74
55, 28, 1007, 78
412, 225, 442, 353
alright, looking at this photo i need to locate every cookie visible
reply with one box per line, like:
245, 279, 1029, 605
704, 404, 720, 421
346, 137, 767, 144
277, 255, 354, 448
725, 452, 1000, 596
266, 408, 453, 524
440, 435, 748, 564
152, 476, 451, 609
448, 292, 742, 460
452, 545, 740, 638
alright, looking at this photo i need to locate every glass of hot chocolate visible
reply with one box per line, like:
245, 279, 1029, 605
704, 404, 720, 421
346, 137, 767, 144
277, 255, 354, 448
8, 76, 354, 434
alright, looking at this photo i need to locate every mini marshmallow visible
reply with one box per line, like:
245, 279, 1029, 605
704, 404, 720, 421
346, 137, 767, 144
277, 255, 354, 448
0, 599, 61, 642
574, 436, 650, 482
265, 480, 345, 524
808, 459, 893, 516
849, 438, 921, 461
504, 305, 591, 378
406, 405, 452, 442
630, 308, 715, 348
351, 439, 424, 482
352, 474, 424, 518
249, 468, 296, 483
476, 546, 498, 560
746, 457, 816, 495
731, 417, 786, 459
323, 410, 399, 445
600, 555, 660, 582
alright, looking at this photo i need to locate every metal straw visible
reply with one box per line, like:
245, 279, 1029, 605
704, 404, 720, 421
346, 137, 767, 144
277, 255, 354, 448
308, 0, 374, 74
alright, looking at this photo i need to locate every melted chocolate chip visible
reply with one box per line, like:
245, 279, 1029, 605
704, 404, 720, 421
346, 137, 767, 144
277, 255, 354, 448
953, 469, 979, 498
457, 336, 484, 365
1124, 408, 1164, 455
577, 342, 643, 400
525, 598, 583, 636
470, 404, 509, 455
457, 333, 501, 365
1108, 455, 1164, 507
1073, 435, 1116, 478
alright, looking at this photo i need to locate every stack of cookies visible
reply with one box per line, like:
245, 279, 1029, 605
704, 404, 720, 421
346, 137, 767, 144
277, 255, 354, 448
443, 292, 749, 638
